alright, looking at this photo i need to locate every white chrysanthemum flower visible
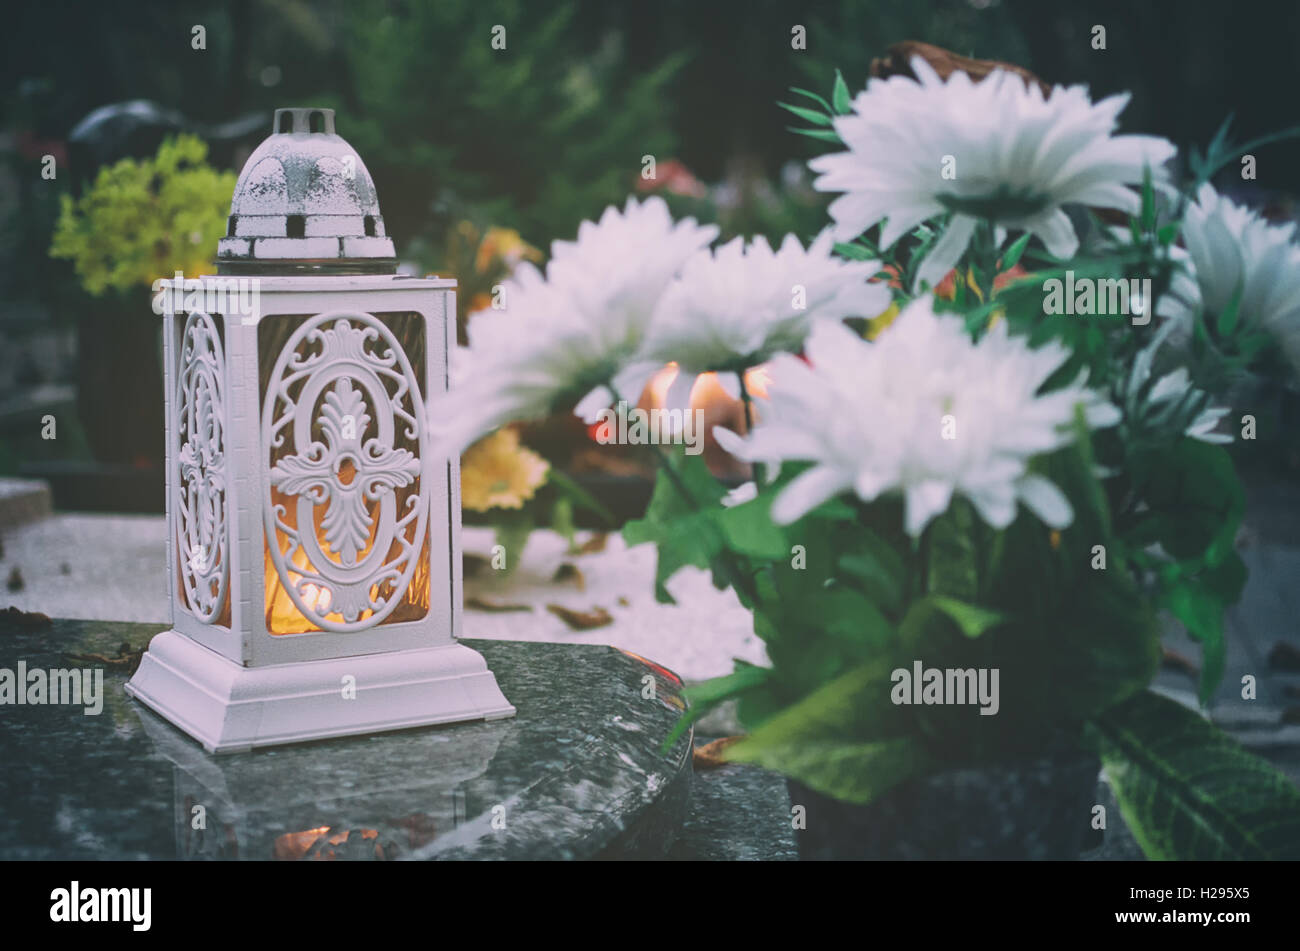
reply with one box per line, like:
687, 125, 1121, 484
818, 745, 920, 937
714, 296, 1120, 535
637, 230, 892, 406
809, 58, 1176, 290
429, 197, 717, 456
721, 481, 758, 508
1147, 367, 1232, 444
1160, 184, 1300, 374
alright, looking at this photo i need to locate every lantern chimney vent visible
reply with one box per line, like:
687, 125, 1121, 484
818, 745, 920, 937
217, 107, 397, 273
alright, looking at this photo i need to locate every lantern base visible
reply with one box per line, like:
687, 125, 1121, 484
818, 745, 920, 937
125, 630, 516, 754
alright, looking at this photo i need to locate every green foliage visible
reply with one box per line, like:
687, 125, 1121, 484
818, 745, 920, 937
793, 1, 1032, 103
1186, 115, 1300, 192
1125, 440, 1246, 703
725, 659, 932, 805
49, 135, 235, 294
472, 462, 616, 563
622, 451, 729, 604
1093, 691, 1300, 860
334, 0, 683, 250
622, 52, 1299, 860
830, 70, 852, 115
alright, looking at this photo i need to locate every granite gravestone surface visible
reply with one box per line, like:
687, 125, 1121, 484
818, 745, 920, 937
0, 618, 692, 860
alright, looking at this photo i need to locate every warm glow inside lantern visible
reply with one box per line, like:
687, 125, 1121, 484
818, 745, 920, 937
126, 108, 514, 753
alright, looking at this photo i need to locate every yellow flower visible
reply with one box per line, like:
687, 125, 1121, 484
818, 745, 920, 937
475, 227, 542, 274
460, 428, 549, 511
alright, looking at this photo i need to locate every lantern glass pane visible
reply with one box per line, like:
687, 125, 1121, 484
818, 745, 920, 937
259, 312, 430, 634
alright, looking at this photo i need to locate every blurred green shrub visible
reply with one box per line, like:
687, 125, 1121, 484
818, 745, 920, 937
335, 0, 683, 250
49, 135, 235, 294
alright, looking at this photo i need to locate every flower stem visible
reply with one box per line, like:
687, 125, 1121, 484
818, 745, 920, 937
646, 439, 762, 608
972, 509, 988, 599
975, 221, 998, 307
737, 370, 766, 486
604, 379, 763, 609
918, 524, 932, 596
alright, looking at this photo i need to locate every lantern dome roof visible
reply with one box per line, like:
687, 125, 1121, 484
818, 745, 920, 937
216, 108, 397, 273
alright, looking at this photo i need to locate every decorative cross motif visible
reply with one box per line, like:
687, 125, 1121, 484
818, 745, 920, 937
270, 377, 420, 567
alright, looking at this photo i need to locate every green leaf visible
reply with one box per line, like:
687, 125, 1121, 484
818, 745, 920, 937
723, 660, 931, 804
1127, 439, 1244, 560
1190, 113, 1300, 187
833, 241, 876, 261
787, 85, 834, 113
661, 663, 772, 750
622, 454, 726, 602
831, 69, 852, 114
546, 468, 616, 526
837, 544, 904, 615
714, 491, 790, 560
1140, 165, 1156, 232
550, 495, 576, 549
1150, 536, 1246, 704
777, 101, 833, 126
1092, 690, 1300, 860
684, 662, 772, 708
730, 736, 927, 806
818, 585, 895, 648
788, 126, 842, 144
925, 499, 980, 599
1216, 278, 1245, 338
927, 596, 1007, 639
1192, 113, 1235, 183
1161, 579, 1227, 705
976, 443, 1161, 727
999, 232, 1032, 272
492, 514, 533, 577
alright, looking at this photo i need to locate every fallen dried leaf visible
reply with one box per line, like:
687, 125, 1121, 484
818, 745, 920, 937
1268, 642, 1300, 672
545, 603, 612, 630
616, 596, 630, 608
63, 642, 145, 674
1160, 645, 1199, 678
693, 735, 744, 769
551, 563, 585, 591
575, 532, 608, 555
465, 596, 532, 613
0, 606, 52, 630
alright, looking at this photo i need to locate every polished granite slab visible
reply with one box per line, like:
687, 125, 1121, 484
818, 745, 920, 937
0, 618, 692, 860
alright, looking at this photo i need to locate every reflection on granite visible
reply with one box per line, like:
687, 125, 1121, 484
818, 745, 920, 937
0, 618, 692, 860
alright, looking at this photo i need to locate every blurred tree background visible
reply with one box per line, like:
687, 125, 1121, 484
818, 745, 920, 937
1, 0, 1297, 504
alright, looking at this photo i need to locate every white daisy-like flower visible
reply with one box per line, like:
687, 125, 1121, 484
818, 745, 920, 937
1147, 367, 1232, 444
428, 197, 717, 457
721, 481, 758, 508
637, 230, 892, 408
714, 295, 1120, 535
809, 58, 1176, 290
1161, 184, 1300, 375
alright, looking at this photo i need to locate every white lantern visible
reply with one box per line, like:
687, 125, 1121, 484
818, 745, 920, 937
126, 108, 514, 753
